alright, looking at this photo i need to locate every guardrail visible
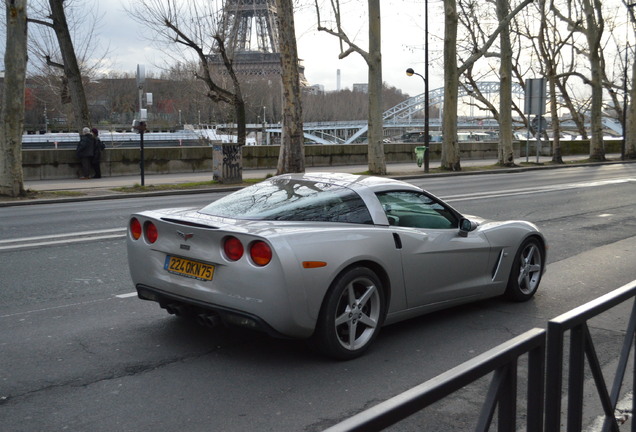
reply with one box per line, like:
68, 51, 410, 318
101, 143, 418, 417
324, 328, 546, 432
545, 280, 636, 432
324, 279, 636, 432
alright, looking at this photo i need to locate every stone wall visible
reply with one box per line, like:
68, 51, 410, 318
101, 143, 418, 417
21, 140, 613, 181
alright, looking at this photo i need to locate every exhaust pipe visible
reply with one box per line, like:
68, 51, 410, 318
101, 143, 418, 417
196, 313, 220, 328
163, 303, 191, 317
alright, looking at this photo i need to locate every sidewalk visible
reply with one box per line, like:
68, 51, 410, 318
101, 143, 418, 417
23, 154, 621, 193
0, 154, 625, 207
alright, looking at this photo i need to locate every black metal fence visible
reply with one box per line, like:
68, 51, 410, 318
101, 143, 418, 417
545, 281, 636, 432
324, 279, 636, 432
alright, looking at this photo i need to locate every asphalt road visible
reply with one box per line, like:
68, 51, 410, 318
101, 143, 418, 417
1, 164, 635, 431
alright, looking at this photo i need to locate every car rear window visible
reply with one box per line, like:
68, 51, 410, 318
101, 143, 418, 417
200, 178, 373, 224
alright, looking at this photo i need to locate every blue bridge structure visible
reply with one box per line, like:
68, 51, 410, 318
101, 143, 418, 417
272, 81, 526, 144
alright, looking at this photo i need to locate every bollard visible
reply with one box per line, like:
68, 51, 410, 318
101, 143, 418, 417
212, 143, 242, 184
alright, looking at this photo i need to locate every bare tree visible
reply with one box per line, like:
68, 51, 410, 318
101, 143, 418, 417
552, 0, 606, 161
27, 0, 91, 131
127, 0, 247, 148
627, 54, 636, 158
496, 0, 515, 166
625, 0, 636, 159
275, 0, 305, 174
0, 0, 28, 197
442, 0, 532, 171
315, 0, 386, 175
443, 0, 461, 171
536, 0, 568, 163
457, 0, 517, 165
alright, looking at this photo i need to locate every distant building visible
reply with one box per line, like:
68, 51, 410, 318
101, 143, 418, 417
306, 84, 325, 95
352, 83, 369, 93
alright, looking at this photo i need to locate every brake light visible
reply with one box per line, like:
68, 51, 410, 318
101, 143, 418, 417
250, 241, 272, 266
130, 218, 142, 240
145, 221, 158, 244
223, 236, 244, 261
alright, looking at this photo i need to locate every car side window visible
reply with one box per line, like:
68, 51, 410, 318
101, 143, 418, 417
376, 191, 458, 229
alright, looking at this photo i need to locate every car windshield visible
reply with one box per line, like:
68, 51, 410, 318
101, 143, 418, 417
200, 178, 373, 224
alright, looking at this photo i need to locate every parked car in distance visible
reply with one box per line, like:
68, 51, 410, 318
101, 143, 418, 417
127, 173, 547, 360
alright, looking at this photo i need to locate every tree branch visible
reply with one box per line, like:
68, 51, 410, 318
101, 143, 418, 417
26, 17, 54, 28
458, 0, 534, 75
315, 1, 370, 63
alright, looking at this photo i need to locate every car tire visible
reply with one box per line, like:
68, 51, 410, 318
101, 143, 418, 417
311, 267, 386, 360
504, 237, 544, 302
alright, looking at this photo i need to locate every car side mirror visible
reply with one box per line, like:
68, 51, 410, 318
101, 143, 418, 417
458, 218, 473, 237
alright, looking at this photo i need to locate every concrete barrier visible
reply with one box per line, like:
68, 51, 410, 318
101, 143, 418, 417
21, 140, 614, 181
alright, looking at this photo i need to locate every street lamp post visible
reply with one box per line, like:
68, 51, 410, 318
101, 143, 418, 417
136, 64, 146, 186
406, 68, 429, 172
406, 0, 429, 172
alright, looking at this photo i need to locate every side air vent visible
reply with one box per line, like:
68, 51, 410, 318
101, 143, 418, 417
392, 233, 403, 249
491, 249, 504, 280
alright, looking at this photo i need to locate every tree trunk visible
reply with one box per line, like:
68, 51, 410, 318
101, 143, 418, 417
0, 0, 28, 197
234, 94, 247, 148
497, 0, 514, 166
48, 0, 91, 131
626, 54, 636, 159
538, 0, 563, 163
583, 0, 605, 161
548, 76, 563, 163
366, 0, 386, 175
442, 0, 461, 171
556, 80, 588, 139
275, 0, 305, 175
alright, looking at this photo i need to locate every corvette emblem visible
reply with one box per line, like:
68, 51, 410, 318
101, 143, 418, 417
176, 231, 194, 241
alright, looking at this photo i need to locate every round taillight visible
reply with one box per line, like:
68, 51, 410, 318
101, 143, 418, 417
250, 241, 272, 266
130, 218, 142, 240
145, 221, 158, 244
224, 236, 244, 261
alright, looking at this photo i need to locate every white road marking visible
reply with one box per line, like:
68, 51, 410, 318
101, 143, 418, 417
0, 228, 125, 244
0, 293, 140, 319
0, 298, 112, 319
0, 229, 126, 251
3, 177, 634, 250
443, 177, 636, 202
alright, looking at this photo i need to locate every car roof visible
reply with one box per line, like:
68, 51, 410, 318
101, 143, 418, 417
276, 172, 422, 194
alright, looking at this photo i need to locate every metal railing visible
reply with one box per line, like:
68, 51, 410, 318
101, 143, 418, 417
324, 279, 636, 432
323, 328, 546, 432
545, 280, 636, 432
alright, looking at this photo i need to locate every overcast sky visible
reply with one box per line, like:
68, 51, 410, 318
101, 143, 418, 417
95, 0, 442, 97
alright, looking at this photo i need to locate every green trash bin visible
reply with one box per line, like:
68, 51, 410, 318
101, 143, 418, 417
414, 146, 428, 167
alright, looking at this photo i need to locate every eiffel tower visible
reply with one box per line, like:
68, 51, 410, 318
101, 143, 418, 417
211, 0, 307, 85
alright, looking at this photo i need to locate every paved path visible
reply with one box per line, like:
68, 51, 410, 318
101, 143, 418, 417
23, 154, 623, 193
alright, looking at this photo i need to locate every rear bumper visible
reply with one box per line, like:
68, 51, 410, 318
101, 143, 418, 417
136, 284, 291, 339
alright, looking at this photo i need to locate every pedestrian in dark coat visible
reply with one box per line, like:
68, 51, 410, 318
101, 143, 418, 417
91, 128, 105, 178
76, 127, 95, 180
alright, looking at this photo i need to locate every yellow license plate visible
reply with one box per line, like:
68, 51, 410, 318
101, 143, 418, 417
164, 255, 215, 281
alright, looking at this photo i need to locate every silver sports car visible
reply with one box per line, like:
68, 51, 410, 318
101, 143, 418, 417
127, 172, 546, 359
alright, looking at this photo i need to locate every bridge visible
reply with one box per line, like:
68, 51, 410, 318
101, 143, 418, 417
258, 81, 525, 144
261, 82, 622, 144
22, 81, 623, 148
